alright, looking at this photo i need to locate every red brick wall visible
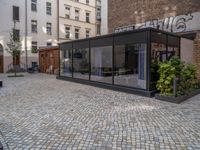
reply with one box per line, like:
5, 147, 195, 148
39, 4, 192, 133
108, 0, 200, 33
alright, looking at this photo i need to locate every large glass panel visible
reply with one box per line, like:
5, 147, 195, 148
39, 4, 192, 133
168, 46, 179, 59
151, 43, 167, 62
114, 43, 147, 89
150, 32, 167, 90
150, 34, 180, 90
167, 35, 180, 59
91, 46, 113, 84
73, 48, 89, 80
150, 43, 165, 90
60, 48, 72, 77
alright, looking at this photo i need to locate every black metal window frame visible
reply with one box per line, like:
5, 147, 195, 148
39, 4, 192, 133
58, 28, 181, 97
148, 30, 181, 91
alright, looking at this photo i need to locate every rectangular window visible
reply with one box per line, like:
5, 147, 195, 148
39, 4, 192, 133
114, 43, 147, 89
13, 6, 19, 21
31, 0, 37, 11
46, 2, 51, 15
65, 7, 70, 18
65, 27, 70, 39
75, 28, 79, 39
86, 0, 89, 5
60, 46, 73, 77
86, 12, 90, 23
31, 41, 37, 53
91, 46, 113, 84
31, 20, 37, 33
75, 9, 79, 21
47, 42, 52, 46
46, 22, 52, 35
32, 62, 38, 68
86, 30, 90, 38
97, 7, 101, 20
97, 24, 101, 35
97, 0, 101, 6
73, 46, 89, 80
13, 29, 20, 41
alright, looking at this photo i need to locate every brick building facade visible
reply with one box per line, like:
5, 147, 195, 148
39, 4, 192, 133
108, 0, 200, 78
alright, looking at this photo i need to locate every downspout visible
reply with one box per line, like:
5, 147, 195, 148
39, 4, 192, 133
57, 0, 60, 76
57, 0, 59, 42
25, 0, 28, 70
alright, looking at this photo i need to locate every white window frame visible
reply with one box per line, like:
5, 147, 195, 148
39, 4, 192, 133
31, 41, 38, 53
75, 28, 79, 39
65, 6, 70, 18
46, 22, 52, 35
31, 20, 37, 33
86, 12, 90, 23
31, 0, 37, 11
65, 26, 70, 39
46, 2, 52, 15
75, 9, 80, 21
86, 29, 90, 38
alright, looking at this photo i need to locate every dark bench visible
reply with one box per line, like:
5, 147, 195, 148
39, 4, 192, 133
0, 80, 2, 87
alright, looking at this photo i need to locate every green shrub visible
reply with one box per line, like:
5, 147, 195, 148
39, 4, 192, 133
177, 64, 198, 95
156, 62, 176, 96
156, 57, 199, 96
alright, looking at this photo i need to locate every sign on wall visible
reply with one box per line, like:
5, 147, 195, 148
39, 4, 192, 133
136, 12, 200, 33
114, 25, 135, 33
115, 12, 200, 33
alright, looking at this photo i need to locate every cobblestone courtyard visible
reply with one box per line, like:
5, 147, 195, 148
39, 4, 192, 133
0, 73, 200, 150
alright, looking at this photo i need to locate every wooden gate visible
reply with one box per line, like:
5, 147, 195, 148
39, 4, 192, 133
39, 46, 59, 74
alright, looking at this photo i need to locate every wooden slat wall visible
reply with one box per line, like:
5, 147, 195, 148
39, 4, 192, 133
39, 47, 59, 75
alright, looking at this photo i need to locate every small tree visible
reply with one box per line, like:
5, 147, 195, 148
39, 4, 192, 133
6, 23, 23, 76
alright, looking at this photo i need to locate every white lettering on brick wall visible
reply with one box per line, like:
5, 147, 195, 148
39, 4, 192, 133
136, 12, 200, 33
114, 26, 135, 33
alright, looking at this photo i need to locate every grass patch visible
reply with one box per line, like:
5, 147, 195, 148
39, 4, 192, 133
8, 74, 24, 78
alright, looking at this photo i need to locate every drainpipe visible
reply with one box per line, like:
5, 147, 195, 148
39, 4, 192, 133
57, 0, 59, 43
25, 0, 28, 70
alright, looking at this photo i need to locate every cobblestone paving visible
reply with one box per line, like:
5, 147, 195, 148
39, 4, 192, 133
0, 73, 200, 150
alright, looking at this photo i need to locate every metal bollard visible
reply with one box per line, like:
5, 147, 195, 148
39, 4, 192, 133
0, 81, 2, 87
173, 77, 178, 97
0, 141, 3, 150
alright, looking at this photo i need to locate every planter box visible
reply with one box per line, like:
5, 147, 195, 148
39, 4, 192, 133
0, 81, 2, 87
155, 89, 200, 104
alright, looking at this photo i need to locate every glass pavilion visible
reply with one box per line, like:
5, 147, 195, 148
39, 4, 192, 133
58, 28, 180, 97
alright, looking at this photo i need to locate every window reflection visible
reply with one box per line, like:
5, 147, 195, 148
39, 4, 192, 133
73, 48, 89, 80
114, 43, 147, 89
168, 46, 179, 59
91, 46, 113, 84
60, 49, 72, 77
150, 34, 180, 90
151, 43, 167, 62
